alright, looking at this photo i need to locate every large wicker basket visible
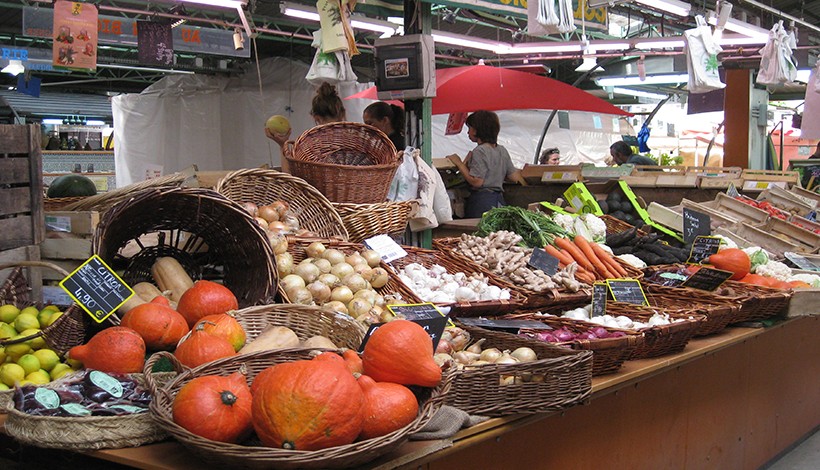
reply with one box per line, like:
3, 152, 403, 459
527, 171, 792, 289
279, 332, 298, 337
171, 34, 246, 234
642, 283, 740, 336
284, 122, 400, 204
145, 350, 453, 469
333, 200, 417, 243
59, 171, 191, 214
214, 168, 349, 240
92, 187, 276, 322
447, 323, 592, 416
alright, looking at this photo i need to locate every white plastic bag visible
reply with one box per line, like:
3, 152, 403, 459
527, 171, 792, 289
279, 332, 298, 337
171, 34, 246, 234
685, 16, 725, 94
387, 148, 419, 202
801, 64, 820, 139
757, 21, 798, 86
306, 30, 357, 86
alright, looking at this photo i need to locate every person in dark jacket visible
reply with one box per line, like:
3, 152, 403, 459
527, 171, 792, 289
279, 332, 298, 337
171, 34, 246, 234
610, 140, 658, 165
363, 101, 405, 151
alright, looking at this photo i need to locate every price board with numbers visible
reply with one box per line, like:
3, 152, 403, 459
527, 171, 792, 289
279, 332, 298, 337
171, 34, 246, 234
606, 279, 648, 306
687, 236, 722, 264
683, 208, 711, 244
591, 282, 608, 317
681, 267, 733, 291
59, 255, 134, 323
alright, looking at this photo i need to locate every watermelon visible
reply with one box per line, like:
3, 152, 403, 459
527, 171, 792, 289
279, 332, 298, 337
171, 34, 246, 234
47, 174, 98, 198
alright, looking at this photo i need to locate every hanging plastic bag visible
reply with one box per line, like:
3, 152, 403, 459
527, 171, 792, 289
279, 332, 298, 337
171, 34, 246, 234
306, 31, 340, 86
557, 0, 575, 34
317, 0, 349, 54
335, 50, 358, 83
387, 148, 419, 202
757, 21, 798, 86
684, 15, 725, 94
801, 64, 820, 140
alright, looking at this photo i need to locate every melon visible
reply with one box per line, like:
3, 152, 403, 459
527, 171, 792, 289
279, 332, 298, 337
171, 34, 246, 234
47, 174, 98, 198
265, 115, 291, 135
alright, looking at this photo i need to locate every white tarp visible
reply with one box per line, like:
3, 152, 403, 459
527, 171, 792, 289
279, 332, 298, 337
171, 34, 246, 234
113, 57, 627, 186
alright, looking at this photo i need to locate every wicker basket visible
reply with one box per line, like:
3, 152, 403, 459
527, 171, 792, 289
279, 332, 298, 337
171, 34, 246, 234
214, 168, 349, 240
60, 171, 190, 214
643, 264, 792, 323
3, 372, 172, 450
235, 303, 366, 350
642, 283, 740, 336
92, 187, 276, 321
284, 122, 400, 204
145, 350, 453, 470
601, 214, 649, 236
43, 195, 89, 211
333, 200, 418, 243
447, 323, 592, 416
281, 239, 420, 306
389, 246, 526, 317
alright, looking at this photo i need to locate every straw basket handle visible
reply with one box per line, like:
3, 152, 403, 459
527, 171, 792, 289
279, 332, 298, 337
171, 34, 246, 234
143, 351, 190, 401
283, 141, 295, 159
0, 260, 72, 279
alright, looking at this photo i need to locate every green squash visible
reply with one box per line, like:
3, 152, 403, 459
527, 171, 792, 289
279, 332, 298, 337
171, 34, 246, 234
47, 174, 98, 198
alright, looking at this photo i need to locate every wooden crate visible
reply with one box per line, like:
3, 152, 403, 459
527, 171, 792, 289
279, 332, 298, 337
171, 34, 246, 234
0, 124, 45, 251
647, 202, 684, 232
521, 164, 582, 184
788, 186, 820, 210
40, 210, 99, 282
703, 193, 770, 225
680, 199, 741, 231
758, 218, 820, 254
741, 169, 800, 191
690, 166, 743, 189
733, 223, 800, 258
759, 187, 814, 217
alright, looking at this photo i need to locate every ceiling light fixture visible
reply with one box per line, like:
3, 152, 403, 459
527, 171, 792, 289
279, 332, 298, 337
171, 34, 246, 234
281, 2, 397, 37
632, 0, 691, 17
612, 87, 669, 100
723, 17, 769, 39
179, 0, 247, 8
595, 73, 689, 86
1, 60, 25, 76
633, 38, 686, 49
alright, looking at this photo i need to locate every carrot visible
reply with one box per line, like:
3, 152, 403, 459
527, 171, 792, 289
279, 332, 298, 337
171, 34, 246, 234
545, 244, 574, 266
554, 237, 593, 272
592, 242, 628, 277
573, 235, 613, 279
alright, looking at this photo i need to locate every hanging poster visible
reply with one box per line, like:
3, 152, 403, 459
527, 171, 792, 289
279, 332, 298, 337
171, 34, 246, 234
445, 112, 468, 135
52, 0, 98, 71
137, 21, 174, 66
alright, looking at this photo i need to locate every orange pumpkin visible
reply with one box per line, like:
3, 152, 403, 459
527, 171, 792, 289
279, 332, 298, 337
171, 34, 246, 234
120, 296, 189, 351
342, 349, 363, 375
707, 249, 751, 280
196, 313, 246, 352
739, 273, 770, 286
357, 375, 418, 440
177, 280, 239, 328
786, 280, 811, 289
68, 327, 146, 374
172, 372, 253, 443
252, 359, 364, 450
361, 320, 442, 388
174, 323, 236, 368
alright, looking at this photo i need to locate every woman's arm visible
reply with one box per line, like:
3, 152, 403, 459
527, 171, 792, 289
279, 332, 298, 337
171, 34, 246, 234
446, 153, 484, 188
265, 127, 292, 172
506, 170, 528, 186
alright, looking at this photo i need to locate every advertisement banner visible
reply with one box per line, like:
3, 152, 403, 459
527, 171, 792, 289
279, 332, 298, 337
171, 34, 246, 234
52, 0, 98, 71
137, 21, 174, 66
432, 0, 607, 31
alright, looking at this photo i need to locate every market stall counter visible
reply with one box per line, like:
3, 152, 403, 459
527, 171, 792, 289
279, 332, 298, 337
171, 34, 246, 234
3, 316, 816, 469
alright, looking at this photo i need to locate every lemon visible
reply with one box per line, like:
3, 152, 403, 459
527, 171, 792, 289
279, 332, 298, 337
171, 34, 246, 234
66, 357, 83, 370
0, 322, 15, 340
17, 354, 40, 375
0, 363, 25, 386
45, 311, 63, 327
0, 383, 8, 391
37, 310, 53, 329
42, 305, 60, 313
17, 379, 34, 387
4, 342, 32, 362
19, 329, 45, 350
0, 346, 5, 363
0, 304, 20, 324
14, 313, 40, 333
50, 363, 73, 380
33, 349, 60, 372
25, 370, 50, 385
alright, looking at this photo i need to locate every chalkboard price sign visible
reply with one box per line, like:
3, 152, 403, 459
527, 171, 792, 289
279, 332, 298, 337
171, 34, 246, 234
458, 317, 553, 334
682, 267, 733, 291
686, 236, 722, 264
527, 247, 560, 275
606, 279, 648, 306
358, 315, 449, 352
591, 282, 608, 317
387, 303, 454, 326
683, 208, 711, 244
59, 255, 134, 323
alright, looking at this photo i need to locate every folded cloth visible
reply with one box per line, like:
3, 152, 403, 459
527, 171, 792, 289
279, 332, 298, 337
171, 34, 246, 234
409, 406, 489, 440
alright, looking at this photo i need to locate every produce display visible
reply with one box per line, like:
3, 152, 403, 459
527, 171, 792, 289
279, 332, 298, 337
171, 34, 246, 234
596, 190, 641, 226
559, 305, 688, 330
552, 213, 608, 243
397, 263, 512, 303
544, 235, 629, 283
476, 206, 569, 248
520, 324, 627, 343
242, 200, 320, 240
733, 196, 789, 220
605, 228, 690, 266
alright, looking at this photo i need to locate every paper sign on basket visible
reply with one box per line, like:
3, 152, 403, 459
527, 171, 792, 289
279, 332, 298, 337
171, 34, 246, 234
364, 235, 407, 263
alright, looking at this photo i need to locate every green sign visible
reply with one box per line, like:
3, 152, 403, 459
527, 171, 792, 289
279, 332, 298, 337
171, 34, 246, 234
427, 0, 607, 30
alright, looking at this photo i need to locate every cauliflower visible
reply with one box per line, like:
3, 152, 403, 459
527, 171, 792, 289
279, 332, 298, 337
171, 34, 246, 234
742, 246, 770, 272
616, 254, 647, 269
553, 213, 575, 233
714, 235, 738, 250
580, 214, 607, 243
787, 273, 820, 288
755, 260, 792, 281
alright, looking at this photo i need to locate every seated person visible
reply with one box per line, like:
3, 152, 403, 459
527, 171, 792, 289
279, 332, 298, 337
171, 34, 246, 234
610, 141, 658, 166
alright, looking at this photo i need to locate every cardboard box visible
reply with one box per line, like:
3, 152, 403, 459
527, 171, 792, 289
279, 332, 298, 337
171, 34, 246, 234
44, 211, 100, 238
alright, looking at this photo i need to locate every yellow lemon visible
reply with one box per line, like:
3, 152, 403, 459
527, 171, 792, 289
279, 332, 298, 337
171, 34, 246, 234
0, 322, 15, 340
33, 349, 60, 372
0, 383, 9, 391
25, 370, 50, 385
45, 311, 63, 327
19, 306, 39, 318
17, 379, 34, 387
0, 304, 20, 324
19, 329, 45, 350
0, 363, 25, 386
0, 346, 5, 363
42, 305, 60, 313
14, 313, 40, 333
37, 310, 53, 329
50, 363, 73, 380
4, 342, 32, 362
16, 354, 40, 375
66, 358, 83, 370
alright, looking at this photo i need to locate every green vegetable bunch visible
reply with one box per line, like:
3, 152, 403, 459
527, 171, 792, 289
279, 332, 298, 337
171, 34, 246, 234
476, 206, 569, 248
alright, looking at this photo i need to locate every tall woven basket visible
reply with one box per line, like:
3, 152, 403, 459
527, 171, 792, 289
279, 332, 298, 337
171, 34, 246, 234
333, 200, 417, 243
92, 187, 276, 321
284, 122, 400, 204
214, 168, 348, 240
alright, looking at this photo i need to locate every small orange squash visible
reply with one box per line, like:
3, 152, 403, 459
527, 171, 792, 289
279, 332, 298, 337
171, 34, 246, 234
786, 280, 811, 289
120, 296, 189, 351
68, 327, 146, 374
172, 372, 253, 443
174, 322, 236, 368
357, 374, 418, 440
361, 320, 441, 388
707, 248, 751, 281
342, 349, 363, 375
739, 273, 769, 286
196, 313, 246, 352
252, 359, 364, 451
177, 280, 239, 328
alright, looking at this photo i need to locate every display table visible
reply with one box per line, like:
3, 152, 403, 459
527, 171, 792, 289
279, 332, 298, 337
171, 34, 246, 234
3, 316, 814, 469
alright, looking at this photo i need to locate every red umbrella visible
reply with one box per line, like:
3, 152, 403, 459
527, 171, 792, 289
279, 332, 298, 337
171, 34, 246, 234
346, 63, 631, 116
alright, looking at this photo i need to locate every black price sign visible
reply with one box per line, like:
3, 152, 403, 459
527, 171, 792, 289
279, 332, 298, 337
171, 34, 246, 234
527, 248, 560, 275
727, 182, 740, 198
681, 267, 733, 291
358, 315, 449, 352
591, 283, 608, 317
606, 279, 648, 306
687, 236, 722, 264
59, 255, 134, 323
457, 317, 553, 334
683, 208, 711, 244
387, 303, 454, 326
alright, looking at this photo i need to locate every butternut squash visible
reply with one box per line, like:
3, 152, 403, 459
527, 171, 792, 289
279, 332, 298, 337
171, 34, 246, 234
151, 257, 195, 302
238, 326, 299, 355
301, 335, 338, 350
118, 282, 165, 314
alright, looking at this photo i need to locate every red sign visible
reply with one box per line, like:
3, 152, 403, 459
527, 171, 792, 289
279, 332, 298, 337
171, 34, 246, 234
52, 1, 98, 71
445, 112, 468, 135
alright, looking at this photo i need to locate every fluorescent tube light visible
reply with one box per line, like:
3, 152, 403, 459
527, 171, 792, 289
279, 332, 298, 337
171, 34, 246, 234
86, 120, 106, 126
97, 64, 195, 74
180, 0, 247, 8
633, 0, 691, 17
718, 34, 767, 46
796, 69, 811, 83
634, 39, 685, 49
612, 87, 668, 100
42, 119, 63, 125
282, 3, 397, 37
432, 32, 504, 53
723, 17, 769, 39
596, 73, 689, 86
2, 60, 24, 76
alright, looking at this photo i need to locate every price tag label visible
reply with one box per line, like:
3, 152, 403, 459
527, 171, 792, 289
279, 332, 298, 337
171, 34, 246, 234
457, 317, 554, 334
364, 234, 407, 263
59, 255, 134, 323
727, 182, 740, 198
784, 252, 820, 272
591, 282, 608, 317
359, 314, 449, 352
527, 248, 559, 275
387, 303, 454, 326
683, 208, 711, 244
687, 236, 722, 264
606, 279, 648, 306
681, 267, 734, 291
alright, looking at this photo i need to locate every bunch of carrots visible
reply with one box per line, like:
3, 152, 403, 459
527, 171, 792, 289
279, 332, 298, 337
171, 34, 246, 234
545, 235, 628, 284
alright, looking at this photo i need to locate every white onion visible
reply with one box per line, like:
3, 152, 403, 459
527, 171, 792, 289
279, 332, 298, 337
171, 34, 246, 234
305, 242, 326, 259
372, 293, 386, 308
353, 288, 377, 305
276, 252, 294, 277
510, 347, 537, 362
345, 253, 366, 267
322, 249, 346, 265
258, 205, 279, 223
312, 258, 332, 274
360, 250, 382, 268
294, 262, 320, 283
267, 233, 288, 255
331, 285, 354, 304
348, 298, 373, 317
254, 217, 268, 228
494, 353, 520, 365
353, 263, 374, 281
480, 348, 503, 363
307, 281, 332, 303
370, 267, 389, 289
343, 273, 369, 293
286, 286, 313, 305
322, 300, 348, 315
280, 274, 305, 291
242, 202, 258, 217
376, 306, 394, 322
318, 273, 340, 287
330, 262, 354, 279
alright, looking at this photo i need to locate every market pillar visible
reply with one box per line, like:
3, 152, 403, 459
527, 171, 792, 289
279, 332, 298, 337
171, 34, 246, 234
723, 68, 752, 169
